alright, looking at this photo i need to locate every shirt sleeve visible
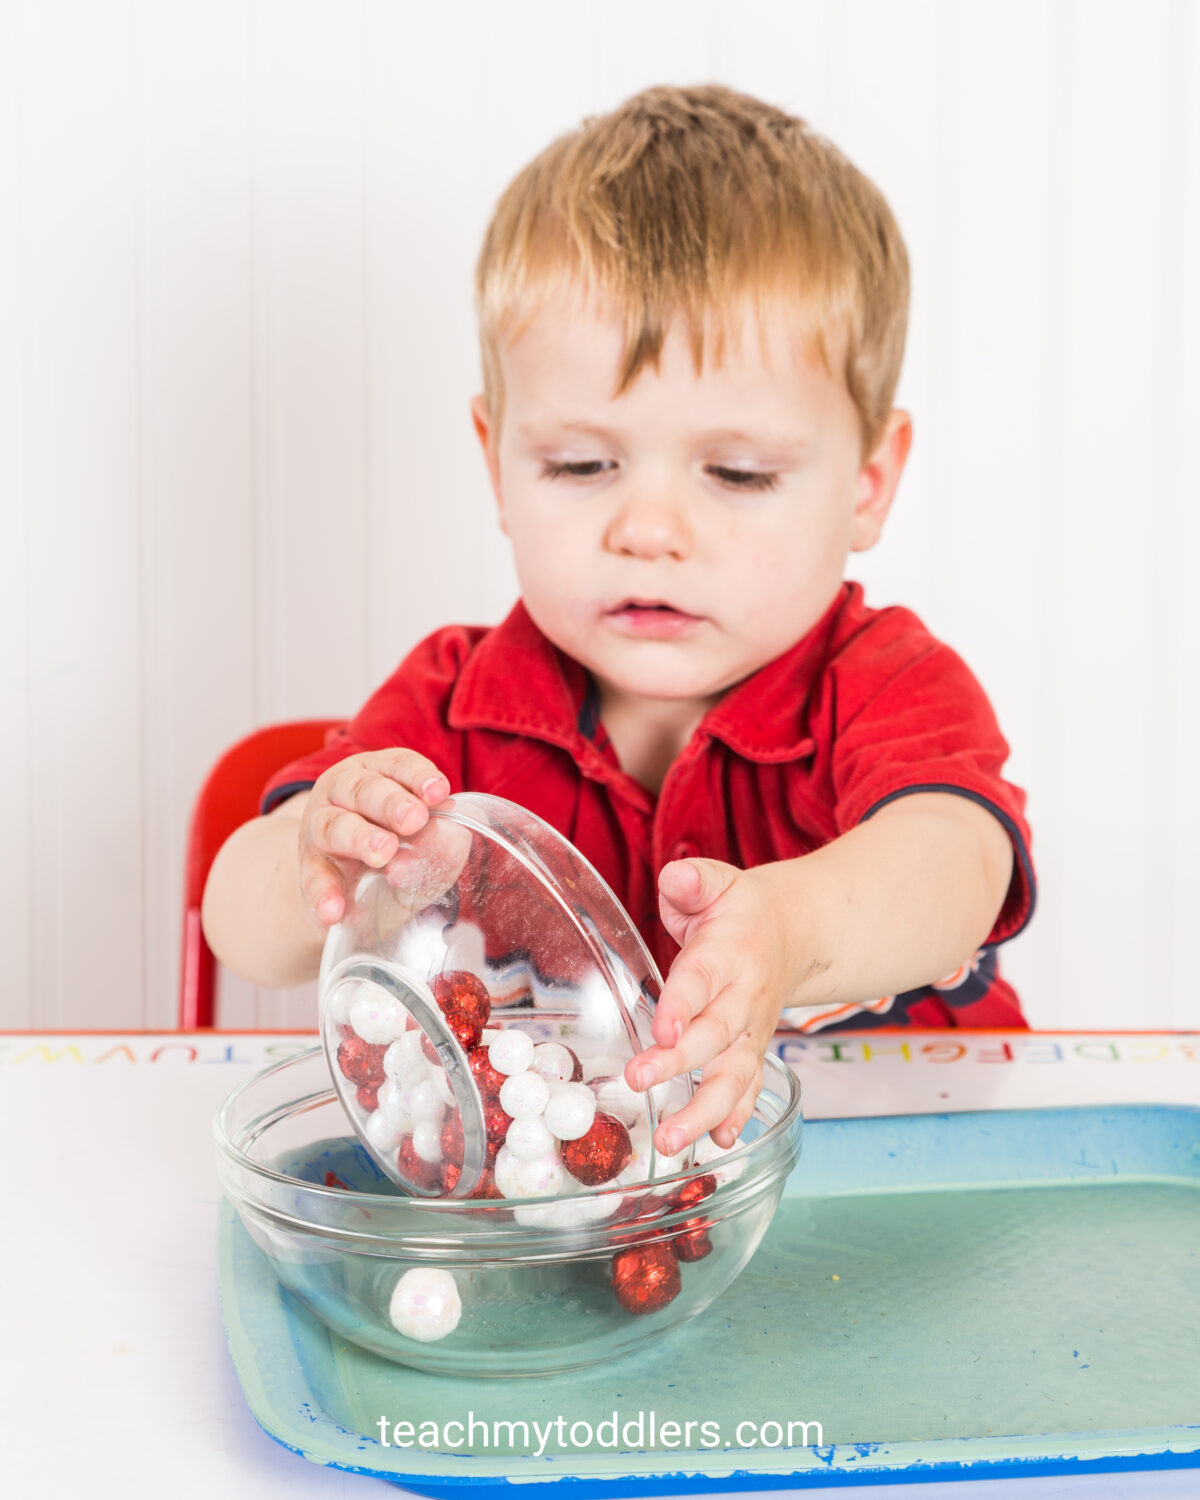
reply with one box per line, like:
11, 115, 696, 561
830, 617, 1036, 946
257, 625, 485, 815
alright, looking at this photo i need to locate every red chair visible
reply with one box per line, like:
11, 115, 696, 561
179, 719, 342, 1028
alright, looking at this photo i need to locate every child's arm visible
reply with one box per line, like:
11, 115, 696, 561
201, 749, 450, 988
627, 790, 1015, 1154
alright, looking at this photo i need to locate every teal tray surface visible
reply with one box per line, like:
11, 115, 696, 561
218, 1105, 1200, 1492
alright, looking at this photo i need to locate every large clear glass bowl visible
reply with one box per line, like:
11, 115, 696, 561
214, 1045, 803, 1377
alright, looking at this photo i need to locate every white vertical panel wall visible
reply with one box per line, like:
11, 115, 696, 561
1, 0, 30, 1019
3, 0, 1197, 1031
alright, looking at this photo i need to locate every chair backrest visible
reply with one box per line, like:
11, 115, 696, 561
179, 719, 342, 1027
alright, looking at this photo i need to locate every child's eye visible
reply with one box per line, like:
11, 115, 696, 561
709, 466, 780, 492
540, 460, 779, 492
540, 460, 611, 481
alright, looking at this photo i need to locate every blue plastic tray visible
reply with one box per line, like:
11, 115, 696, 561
217, 1105, 1200, 1492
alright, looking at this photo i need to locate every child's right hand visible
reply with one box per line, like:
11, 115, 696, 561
296, 749, 451, 927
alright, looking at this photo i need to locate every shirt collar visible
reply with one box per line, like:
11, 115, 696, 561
447, 586, 852, 764
698, 584, 848, 761
447, 600, 592, 756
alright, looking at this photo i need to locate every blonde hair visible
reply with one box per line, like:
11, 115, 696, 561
474, 83, 909, 459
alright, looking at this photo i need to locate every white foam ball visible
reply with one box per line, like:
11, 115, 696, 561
694, 1131, 746, 1184
537, 1196, 594, 1229
616, 1112, 687, 1182
408, 1078, 445, 1126
544, 1082, 596, 1141
531, 1042, 576, 1084
617, 1122, 654, 1186
324, 982, 355, 1028
499, 1070, 550, 1119
481, 1028, 502, 1045
384, 1030, 429, 1086
593, 1073, 644, 1127
581, 1053, 625, 1083
349, 990, 408, 1045
494, 1145, 564, 1199
504, 1115, 556, 1162
389, 1268, 461, 1342
487, 1030, 534, 1076
575, 1190, 622, 1223
544, 1187, 622, 1226
376, 1079, 412, 1130
511, 1202, 557, 1227
430, 1067, 456, 1107
411, 1120, 443, 1163
365, 1109, 405, 1154
650, 1076, 691, 1116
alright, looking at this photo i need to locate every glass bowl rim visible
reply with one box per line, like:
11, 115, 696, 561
213, 1044, 802, 1219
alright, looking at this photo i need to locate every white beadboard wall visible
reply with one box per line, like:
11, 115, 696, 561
2, 0, 1197, 1031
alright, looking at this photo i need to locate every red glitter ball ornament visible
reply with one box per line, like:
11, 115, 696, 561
611, 1243, 682, 1314
432, 970, 492, 1032
336, 1035, 387, 1086
673, 1217, 714, 1262
611, 1193, 669, 1249
466, 1165, 504, 1200
468, 1044, 506, 1099
671, 1173, 717, 1212
395, 1135, 440, 1191
440, 1113, 465, 1166
482, 1098, 513, 1158
421, 1013, 483, 1057
446, 1010, 484, 1052
440, 1161, 503, 1199
561, 1112, 633, 1186
355, 1081, 381, 1111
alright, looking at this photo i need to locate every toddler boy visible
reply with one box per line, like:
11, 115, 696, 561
203, 84, 1035, 1156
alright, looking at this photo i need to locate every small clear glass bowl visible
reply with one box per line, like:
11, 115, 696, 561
213, 1046, 803, 1377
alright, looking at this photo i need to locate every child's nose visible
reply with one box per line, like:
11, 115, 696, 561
603, 495, 693, 560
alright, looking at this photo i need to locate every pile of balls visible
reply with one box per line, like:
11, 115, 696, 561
329, 967, 743, 1332
332, 968, 663, 1206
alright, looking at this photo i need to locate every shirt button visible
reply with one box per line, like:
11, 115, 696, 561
669, 840, 697, 861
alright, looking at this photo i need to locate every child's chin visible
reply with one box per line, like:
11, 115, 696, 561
597, 661, 725, 704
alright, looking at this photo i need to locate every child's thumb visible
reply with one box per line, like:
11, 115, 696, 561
657, 857, 737, 917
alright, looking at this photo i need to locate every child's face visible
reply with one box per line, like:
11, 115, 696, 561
472, 282, 910, 718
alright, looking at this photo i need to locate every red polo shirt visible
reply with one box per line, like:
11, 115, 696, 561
259, 581, 1035, 1031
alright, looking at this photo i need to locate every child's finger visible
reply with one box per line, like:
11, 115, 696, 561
298, 849, 349, 924
656, 857, 738, 944
308, 803, 399, 867
368, 746, 452, 803
709, 1088, 759, 1150
649, 931, 740, 1050
324, 755, 449, 838
652, 1059, 755, 1155
629, 994, 748, 1096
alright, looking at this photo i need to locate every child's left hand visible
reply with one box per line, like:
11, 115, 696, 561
624, 858, 809, 1155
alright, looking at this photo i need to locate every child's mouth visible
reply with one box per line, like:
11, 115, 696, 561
607, 600, 703, 637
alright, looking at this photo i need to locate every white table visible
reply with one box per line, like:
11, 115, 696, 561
3, 1029, 1198, 1499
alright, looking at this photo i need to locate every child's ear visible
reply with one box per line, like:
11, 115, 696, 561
470, 393, 508, 535
850, 409, 913, 552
